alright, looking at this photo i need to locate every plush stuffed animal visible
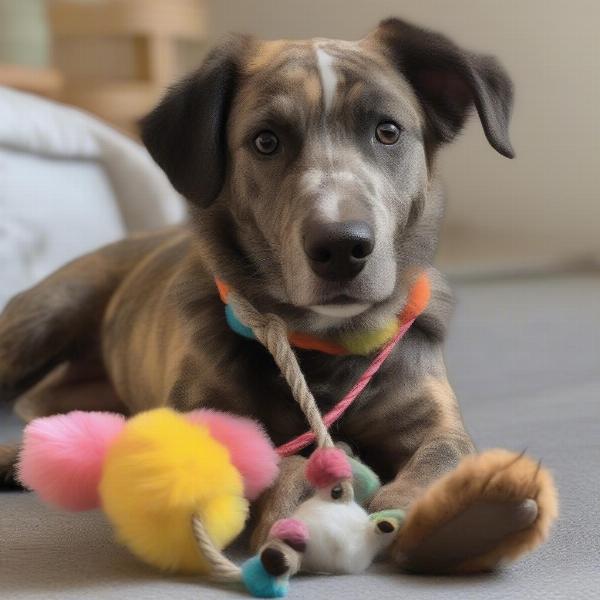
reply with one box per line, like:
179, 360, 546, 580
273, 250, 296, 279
258, 447, 404, 579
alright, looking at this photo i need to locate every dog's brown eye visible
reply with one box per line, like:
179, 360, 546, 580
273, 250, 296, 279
254, 131, 279, 155
376, 122, 400, 145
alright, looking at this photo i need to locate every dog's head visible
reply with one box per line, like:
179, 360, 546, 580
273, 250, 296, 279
141, 18, 513, 332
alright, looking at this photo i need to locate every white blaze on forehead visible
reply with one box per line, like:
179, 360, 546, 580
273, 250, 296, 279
300, 169, 339, 220
315, 46, 338, 112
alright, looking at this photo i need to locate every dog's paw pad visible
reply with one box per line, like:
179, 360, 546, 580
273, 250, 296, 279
398, 499, 540, 573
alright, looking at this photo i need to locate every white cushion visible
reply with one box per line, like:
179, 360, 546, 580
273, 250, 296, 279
0, 86, 186, 309
0, 147, 125, 308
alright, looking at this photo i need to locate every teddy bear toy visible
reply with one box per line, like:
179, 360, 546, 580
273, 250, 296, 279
256, 447, 403, 582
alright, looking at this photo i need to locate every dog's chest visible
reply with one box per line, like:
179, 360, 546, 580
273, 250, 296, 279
213, 338, 403, 449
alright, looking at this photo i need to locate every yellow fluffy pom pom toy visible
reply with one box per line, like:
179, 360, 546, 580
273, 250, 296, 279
100, 409, 248, 573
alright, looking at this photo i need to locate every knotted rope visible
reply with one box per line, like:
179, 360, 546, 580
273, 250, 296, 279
190, 274, 430, 587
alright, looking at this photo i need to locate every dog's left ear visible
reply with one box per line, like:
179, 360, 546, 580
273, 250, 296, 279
371, 18, 514, 158
140, 34, 252, 206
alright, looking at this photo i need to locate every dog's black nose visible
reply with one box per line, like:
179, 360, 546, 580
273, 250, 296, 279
303, 220, 374, 281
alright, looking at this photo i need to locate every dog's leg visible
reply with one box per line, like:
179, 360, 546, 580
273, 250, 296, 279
366, 377, 558, 573
12, 359, 125, 423
0, 232, 169, 388
250, 456, 311, 581
390, 448, 558, 573
0, 231, 175, 490
250, 455, 311, 552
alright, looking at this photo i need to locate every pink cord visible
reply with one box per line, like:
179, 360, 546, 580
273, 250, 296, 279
276, 317, 416, 457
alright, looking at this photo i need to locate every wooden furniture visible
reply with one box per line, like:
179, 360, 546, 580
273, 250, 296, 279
48, 0, 207, 134
0, 64, 63, 98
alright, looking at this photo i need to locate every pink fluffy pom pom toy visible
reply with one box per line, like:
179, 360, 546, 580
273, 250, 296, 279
18, 410, 126, 511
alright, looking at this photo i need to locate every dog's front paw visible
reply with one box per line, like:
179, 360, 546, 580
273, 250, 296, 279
392, 449, 558, 574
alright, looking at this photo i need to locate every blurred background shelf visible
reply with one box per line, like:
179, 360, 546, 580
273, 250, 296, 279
0, 64, 63, 98
48, 0, 207, 135
57, 80, 162, 135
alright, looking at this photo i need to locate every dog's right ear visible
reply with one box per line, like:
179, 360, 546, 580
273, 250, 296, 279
140, 35, 251, 207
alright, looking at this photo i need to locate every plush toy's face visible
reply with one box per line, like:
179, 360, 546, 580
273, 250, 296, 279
292, 479, 400, 575
259, 447, 402, 580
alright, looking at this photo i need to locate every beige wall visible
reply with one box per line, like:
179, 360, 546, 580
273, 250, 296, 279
206, 0, 600, 267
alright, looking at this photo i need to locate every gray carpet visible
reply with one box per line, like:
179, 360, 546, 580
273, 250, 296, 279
1, 271, 599, 599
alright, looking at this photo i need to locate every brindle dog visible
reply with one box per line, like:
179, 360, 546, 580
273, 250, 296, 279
0, 18, 557, 573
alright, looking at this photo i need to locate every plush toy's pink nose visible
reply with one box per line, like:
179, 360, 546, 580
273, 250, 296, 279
270, 518, 310, 551
305, 447, 352, 488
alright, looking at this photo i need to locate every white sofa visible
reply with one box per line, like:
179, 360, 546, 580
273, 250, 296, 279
0, 86, 184, 310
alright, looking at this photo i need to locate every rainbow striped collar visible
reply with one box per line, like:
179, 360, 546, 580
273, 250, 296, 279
215, 274, 430, 356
